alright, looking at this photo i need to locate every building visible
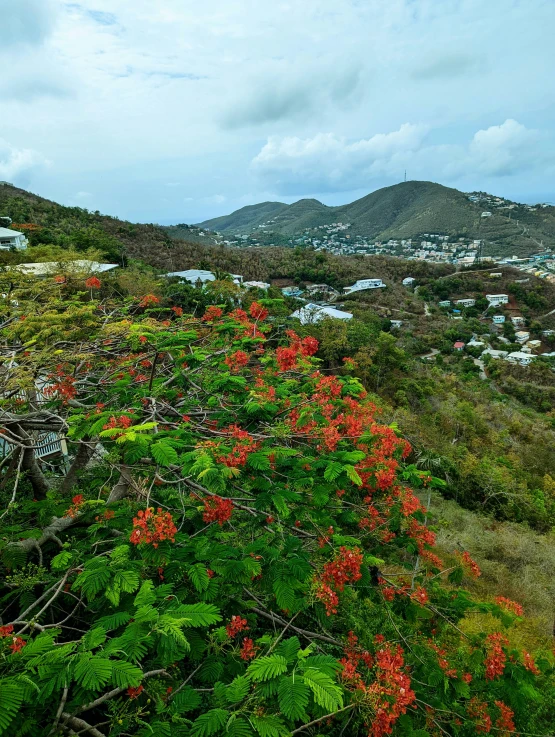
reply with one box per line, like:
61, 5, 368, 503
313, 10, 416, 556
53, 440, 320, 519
492, 315, 505, 324
511, 316, 525, 327
506, 352, 535, 366
481, 348, 508, 359
290, 303, 353, 325
402, 277, 415, 287
244, 281, 270, 290
515, 331, 530, 344
344, 278, 386, 294
438, 300, 451, 308
453, 341, 465, 351
481, 211, 492, 218
489, 272, 502, 278
455, 299, 476, 308
0, 227, 28, 250
467, 339, 485, 347
14, 260, 119, 276
166, 269, 215, 284
390, 320, 403, 329
542, 330, 555, 337
526, 340, 542, 350
486, 294, 509, 306
282, 286, 304, 297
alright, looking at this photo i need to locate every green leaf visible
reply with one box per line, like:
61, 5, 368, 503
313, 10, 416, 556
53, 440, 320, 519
97, 611, 132, 631
301, 668, 343, 712
74, 656, 113, 691
343, 464, 363, 486
323, 461, 343, 482
189, 563, 210, 593
247, 655, 288, 682
277, 677, 309, 721
190, 708, 228, 737
151, 441, 179, 467
175, 603, 221, 627
226, 675, 250, 704
251, 714, 289, 737
51, 550, 73, 570
170, 686, 202, 713
226, 717, 254, 737
114, 569, 140, 594
0, 681, 23, 735
82, 626, 107, 650
111, 660, 144, 688
276, 636, 301, 664
134, 580, 156, 608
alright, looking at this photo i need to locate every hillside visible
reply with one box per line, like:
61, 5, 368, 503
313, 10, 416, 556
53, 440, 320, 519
198, 180, 555, 257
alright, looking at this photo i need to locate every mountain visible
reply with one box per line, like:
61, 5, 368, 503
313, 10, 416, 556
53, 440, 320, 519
198, 180, 555, 256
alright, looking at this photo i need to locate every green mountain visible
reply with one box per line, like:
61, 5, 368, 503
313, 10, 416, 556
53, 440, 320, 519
198, 180, 555, 256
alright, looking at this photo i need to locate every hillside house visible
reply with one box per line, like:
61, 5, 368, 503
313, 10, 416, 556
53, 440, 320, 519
492, 315, 505, 324
402, 277, 415, 287
486, 294, 509, 306
489, 272, 502, 278
453, 341, 465, 351
482, 348, 508, 359
526, 340, 542, 350
165, 269, 242, 286
515, 331, 530, 344
542, 330, 555, 337
244, 281, 270, 289
344, 278, 386, 294
390, 320, 403, 329
282, 286, 304, 297
290, 303, 353, 325
481, 211, 492, 218
511, 316, 525, 327
455, 299, 476, 308
438, 300, 451, 307
467, 339, 485, 347
0, 227, 28, 250
14, 260, 119, 277
506, 352, 535, 366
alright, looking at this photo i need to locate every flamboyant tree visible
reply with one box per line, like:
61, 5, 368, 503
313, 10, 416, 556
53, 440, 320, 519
0, 270, 553, 737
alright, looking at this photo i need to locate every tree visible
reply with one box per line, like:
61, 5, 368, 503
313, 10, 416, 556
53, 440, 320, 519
0, 273, 553, 736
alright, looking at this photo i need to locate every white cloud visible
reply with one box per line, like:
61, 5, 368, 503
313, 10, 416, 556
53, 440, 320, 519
3, 0, 57, 47
0, 139, 50, 181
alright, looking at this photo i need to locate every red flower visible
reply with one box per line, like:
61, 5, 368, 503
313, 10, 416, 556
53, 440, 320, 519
225, 350, 249, 372
85, 276, 101, 289
226, 616, 249, 637
0, 625, 14, 637
129, 508, 177, 548
484, 632, 508, 680
203, 305, 223, 321
240, 637, 258, 660
171, 306, 183, 316
139, 294, 160, 308
495, 596, 523, 616
127, 685, 144, 699
249, 302, 268, 321
9, 637, 26, 653
460, 551, 481, 578
54, 275, 66, 284
203, 496, 233, 526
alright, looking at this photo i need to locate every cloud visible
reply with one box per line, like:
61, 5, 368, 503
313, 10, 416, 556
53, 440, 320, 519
412, 52, 484, 80
3, 0, 56, 47
251, 124, 429, 193
466, 119, 544, 177
0, 139, 50, 181
221, 65, 363, 128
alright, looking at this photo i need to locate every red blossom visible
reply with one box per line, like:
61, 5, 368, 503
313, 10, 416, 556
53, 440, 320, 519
249, 301, 268, 321
484, 632, 508, 680
202, 305, 223, 321
203, 496, 233, 526
85, 276, 101, 289
226, 616, 249, 637
225, 350, 249, 372
522, 650, 540, 675
139, 294, 160, 308
494, 701, 515, 736
240, 637, 258, 660
467, 698, 492, 734
171, 306, 183, 316
495, 596, 523, 616
459, 551, 481, 578
127, 685, 144, 699
9, 637, 26, 653
129, 507, 177, 547
0, 625, 14, 637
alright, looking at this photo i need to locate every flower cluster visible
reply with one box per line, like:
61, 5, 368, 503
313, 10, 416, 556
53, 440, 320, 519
139, 294, 160, 308
494, 701, 515, 736
467, 697, 492, 734
216, 425, 260, 467
129, 508, 177, 547
127, 685, 144, 699
522, 650, 540, 675
494, 596, 523, 616
459, 551, 481, 578
275, 330, 319, 372
202, 496, 234, 526
224, 350, 249, 372
203, 305, 223, 321
484, 632, 508, 681
239, 637, 257, 660
43, 374, 77, 402
315, 547, 363, 616
339, 631, 373, 690
65, 494, 85, 519
226, 616, 249, 638
249, 302, 268, 321
0, 627, 26, 654
369, 643, 416, 737
85, 276, 101, 289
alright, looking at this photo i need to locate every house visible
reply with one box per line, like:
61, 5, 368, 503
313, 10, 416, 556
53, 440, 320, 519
467, 339, 485, 347
542, 330, 555, 337
165, 269, 215, 284
486, 294, 509, 306
453, 341, 465, 351
14, 260, 119, 276
344, 278, 386, 294
489, 272, 502, 278
244, 281, 271, 290
290, 303, 353, 325
438, 300, 451, 307
492, 315, 505, 324
390, 320, 403, 329
402, 277, 415, 287
481, 211, 492, 218
455, 299, 476, 308
282, 286, 304, 297
526, 340, 542, 350
481, 348, 508, 359
0, 227, 28, 250
305, 284, 338, 298
515, 331, 530, 344
506, 352, 535, 366
511, 316, 525, 327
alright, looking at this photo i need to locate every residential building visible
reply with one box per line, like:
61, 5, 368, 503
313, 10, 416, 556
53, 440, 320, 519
455, 299, 476, 308
526, 340, 542, 350
481, 348, 508, 359
511, 316, 525, 326
481, 211, 492, 217
390, 320, 403, 329
467, 339, 485, 347
492, 315, 505, 324
290, 303, 353, 325
344, 278, 386, 294
0, 227, 28, 250
244, 281, 270, 289
486, 294, 509, 306
14, 260, 119, 277
542, 329, 555, 337
402, 277, 415, 287
515, 331, 530, 344
489, 272, 502, 278
282, 286, 304, 297
506, 352, 535, 366
438, 300, 451, 307
166, 269, 216, 284
453, 341, 465, 351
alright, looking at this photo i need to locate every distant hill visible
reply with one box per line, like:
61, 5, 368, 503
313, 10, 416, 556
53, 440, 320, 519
198, 180, 555, 257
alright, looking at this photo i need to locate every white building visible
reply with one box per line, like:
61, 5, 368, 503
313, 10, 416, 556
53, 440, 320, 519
481, 348, 508, 359
489, 272, 502, 278
244, 281, 270, 290
515, 331, 530, 344
506, 352, 535, 366
14, 260, 119, 276
526, 340, 542, 350
290, 303, 353, 325
511, 316, 525, 327
455, 299, 476, 308
402, 277, 415, 287
165, 269, 243, 286
492, 315, 505, 324
438, 300, 451, 307
0, 227, 28, 250
467, 339, 485, 347
486, 294, 509, 306
390, 320, 403, 329
481, 211, 492, 218
344, 278, 386, 294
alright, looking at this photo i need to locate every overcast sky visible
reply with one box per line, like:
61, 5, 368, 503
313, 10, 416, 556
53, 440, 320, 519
2, 0, 555, 224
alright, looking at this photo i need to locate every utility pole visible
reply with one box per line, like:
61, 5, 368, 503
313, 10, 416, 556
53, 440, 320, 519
404, 170, 407, 183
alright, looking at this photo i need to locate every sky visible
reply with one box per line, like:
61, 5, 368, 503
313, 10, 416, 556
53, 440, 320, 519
2, 0, 555, 224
